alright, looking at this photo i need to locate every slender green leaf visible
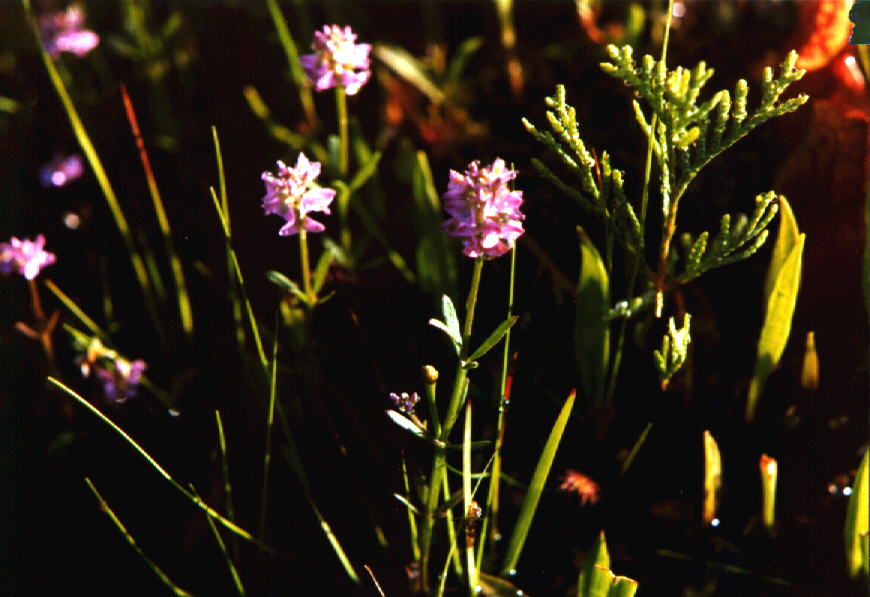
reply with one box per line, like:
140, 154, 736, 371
466, 316, 519, 363
478, 572, 525, 597
312, 247, 335, 294
619, 423, 652, 477
267, 270, 309, 304
746, 234, 805, 421
373, 44, 446, 104
348, 150, 382, 192
844, 449, 869, 577
575, 228, 610, 405
393, 493, 422, 516
501, 389, 576, 575
446, 36, 484, 86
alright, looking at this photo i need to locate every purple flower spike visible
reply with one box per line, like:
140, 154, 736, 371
300, 25, 371, 95
390, 392, 421, 416
39, 153, 84, 188
442, 158, 525, 259
96, 358, 146, 403
0, 235, 57, 280
262, 153, 335, 236
39, 4, 100, 58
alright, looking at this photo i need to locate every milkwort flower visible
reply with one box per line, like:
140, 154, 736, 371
262, 153, 335, 236
39, 153, 84, 188
300, 25, 371, 95
0, 235, 56, 280
96, 358, 147, 403
389, 391, 421, 416
38, 4, 100, 58
442, 158, 525, 258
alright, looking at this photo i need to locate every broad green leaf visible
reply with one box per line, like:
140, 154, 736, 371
746, 233, 805, 421
442, 294, 462, 341
844, 449, 869, 577
348, 150, 382, 192
501, 389, 576, 575
608, 576, 639, 597
429, 319, 461, 355
373, 44, 446, 104
578, 531, 611, 597
466, 316, 519, 362
763, 196, 800, 299
575, 228, 610, 405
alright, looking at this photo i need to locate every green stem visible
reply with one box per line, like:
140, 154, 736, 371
603, 0, 674, 405
419, 258, 484, 592
336, 86, 349, 178
478, 248, 516, 566
299, 227, 312, 300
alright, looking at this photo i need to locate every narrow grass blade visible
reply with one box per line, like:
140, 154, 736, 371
44, 279, 110, 343
209, 187, 267, 369
401, 454, 421, 561
121, 85, 193, 339
436, 542, 458, 597
501, 389, 576, 575
576, 228, 610, 406
348, 151, 382, 192
844, 449, 869, 577
50, 378, 258, 543
212, 127, 248, 350
84, 478, 194, 597
746, 234, 805, 421
190, 484, 246, 596
258, 316, 280, 543
214, 411, 237, 525
478, 572, 525, 596
442, 470, 463, 576
703, 431, 722, 525
279, 445, 360, 584
364, 565, 387, 597
22, 0, 160, 336
619, 422, 652, 477
263, 0, 316, 126
759, 454, 778, 531
412, 151, 457, 299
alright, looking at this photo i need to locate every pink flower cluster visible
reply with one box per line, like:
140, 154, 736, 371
261, 153, 335, 236
0, 235, 56, 280
442, 159, 525, 259
38, 4, 100, 58
301, 25, 371, 95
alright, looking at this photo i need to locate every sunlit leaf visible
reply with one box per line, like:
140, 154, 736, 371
267, 270, 309, 304
385, 410, 431, 442
703, 431, 722, 525
578, 531, 610, 597
429, 318, 461, 355
501, 389, 576, 575
760, 454, 778, 531
844, 449, 869, 577
746, 233, 805, 421
442, 294, 462, 341
575, 228, 610, 405
763, 196, 800, 299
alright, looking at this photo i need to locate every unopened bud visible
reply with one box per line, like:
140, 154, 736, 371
423, 365, 439, 384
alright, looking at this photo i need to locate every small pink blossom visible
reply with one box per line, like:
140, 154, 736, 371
300, 25, 371, 95
0, 235, 56, 280
39, 153, 84, 188
442, 158, 525, 259
261, 153, 335, 236
39, 4, 100, 58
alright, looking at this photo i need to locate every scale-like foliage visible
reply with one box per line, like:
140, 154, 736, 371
678, 191, 780, 282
